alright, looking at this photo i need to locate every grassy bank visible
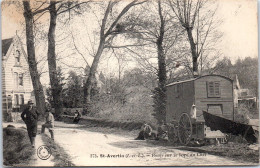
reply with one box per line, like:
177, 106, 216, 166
62, 115, 145, 131
176, 143, 259, 164
41, 134, 75, 166
3, 126, 34, 166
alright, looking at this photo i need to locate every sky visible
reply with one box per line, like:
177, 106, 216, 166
1, 0, 258, 84
217, 0, 258, 61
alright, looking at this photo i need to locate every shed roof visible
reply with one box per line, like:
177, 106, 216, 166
166, 74, 233, 87
166, 78, 196, 86
2, 38, 13, 56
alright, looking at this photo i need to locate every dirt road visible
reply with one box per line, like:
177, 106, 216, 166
50, 122, 252, 166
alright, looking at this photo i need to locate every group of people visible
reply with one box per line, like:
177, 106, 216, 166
21, 100, 82, 148
135, 122, 168, 141
21, 100, 55, 148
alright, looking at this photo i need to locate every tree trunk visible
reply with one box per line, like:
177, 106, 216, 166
23, 1, 45, 117
153, 0, 167, 124
83, 1, 141, 112
186, 28, 198, 75
47, 2, 63, 118
84, 39, 105, 105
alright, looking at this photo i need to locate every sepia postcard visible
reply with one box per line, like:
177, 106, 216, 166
1, 0, 259, 166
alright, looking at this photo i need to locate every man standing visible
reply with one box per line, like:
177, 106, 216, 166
21, 100, 40, 148
41, 103, 54, 140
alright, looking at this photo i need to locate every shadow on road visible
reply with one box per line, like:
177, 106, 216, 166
108, 140, 158, 149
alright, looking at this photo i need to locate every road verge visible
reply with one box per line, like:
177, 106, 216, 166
41, 133, 75, 166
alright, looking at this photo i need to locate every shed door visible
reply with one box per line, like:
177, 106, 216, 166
207, 104, 223, 115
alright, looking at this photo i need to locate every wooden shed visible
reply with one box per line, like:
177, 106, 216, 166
166, 75, 234, 124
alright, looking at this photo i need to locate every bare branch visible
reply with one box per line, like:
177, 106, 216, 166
32, 1, 48, 13
104, 44, 147, 49
71, 32, 90, 67
33, 10, 49, 23
125, 47, 158, 73
32, 5, 50, 16
100, 1, 113, 37
59, 61, 85, 70
57, 1, 91, 15
104, 0, 147, 38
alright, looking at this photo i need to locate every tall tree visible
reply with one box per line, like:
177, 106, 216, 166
47, 1, 62, 117
46, 0, 90, 117
152, 0, 167, 123
113, 1, 184, 123
22, 0, 88, 118
23, 1, 46, 116
168, 0, 221, 75
83, 0, 145, 107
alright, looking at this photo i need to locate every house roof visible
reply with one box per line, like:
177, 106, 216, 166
2, 38, 13, 56
166, 74, 233, 87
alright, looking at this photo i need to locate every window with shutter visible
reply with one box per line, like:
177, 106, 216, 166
15, 94, 19, 105
214, 82, 220, 96
208, 82, 214, 97
207, 81, 221, 97
20, 94, 24, 105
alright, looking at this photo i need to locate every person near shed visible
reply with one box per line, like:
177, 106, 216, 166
73, 110, 82, 124
190, 104, 197, 120
21, 100, 40, 148
135, 123, 158, 140
157, 121, 168, 140
41, 103, 54, 140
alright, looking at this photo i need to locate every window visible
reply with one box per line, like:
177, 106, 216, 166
207, 81, 221, 97
15, 50, 21, 65
7, 95, 12, 109
14, 94, 19, 105
20, 94, 24, 105
14, 72, 18, 88
19, 74, 23, 86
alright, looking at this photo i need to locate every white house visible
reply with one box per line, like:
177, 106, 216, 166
2, 35, 34, 119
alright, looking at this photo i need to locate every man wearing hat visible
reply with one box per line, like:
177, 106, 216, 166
21, 100, 40, 148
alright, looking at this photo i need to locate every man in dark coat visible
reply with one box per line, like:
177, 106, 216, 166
21, 100, 40, 148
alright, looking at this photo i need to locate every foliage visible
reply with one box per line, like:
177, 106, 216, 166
3, 127, 34, 166
123, 68, 157, 89
46, 67, 66, 107
212, 57, 233, 78
152, 87, 166, 124
64, 71, 84, 108
90, 85, 156, 124
234, 57, 258, 96
213, 57, 258, 96
234, 104, 250, 124
46, 69, 100, 109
